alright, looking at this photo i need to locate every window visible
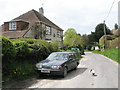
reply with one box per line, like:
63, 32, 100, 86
57, 30, 61, 37
9, 22, 16, 30
45, 25, 51, 35
53, 33, 55, 37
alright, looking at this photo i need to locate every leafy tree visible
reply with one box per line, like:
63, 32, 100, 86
63, 28, 84, 49
95, 23, 112, 42
81, 23, 112, 50
82, 34, 89, 49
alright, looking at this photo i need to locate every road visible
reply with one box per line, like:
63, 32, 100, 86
26, 52, 118, 88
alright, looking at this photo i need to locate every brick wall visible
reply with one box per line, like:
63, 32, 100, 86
17, 21, 29, 30
4, 22, 9, 31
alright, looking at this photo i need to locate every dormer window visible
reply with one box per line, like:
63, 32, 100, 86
9, 22, 16, 30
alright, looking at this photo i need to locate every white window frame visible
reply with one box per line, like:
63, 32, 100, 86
9, 22, 16, 30
45, 25, 51, 35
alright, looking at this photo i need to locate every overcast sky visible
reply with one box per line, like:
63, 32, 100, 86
0, 0, 119, 35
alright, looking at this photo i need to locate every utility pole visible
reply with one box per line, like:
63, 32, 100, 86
103, 20, 106, 50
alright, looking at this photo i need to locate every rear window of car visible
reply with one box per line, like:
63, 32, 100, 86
47, 53, 69, 60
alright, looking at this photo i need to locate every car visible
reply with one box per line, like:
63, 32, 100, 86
70, 48, 85, 55
70, 48, 80, 51
34, 52, 80, 77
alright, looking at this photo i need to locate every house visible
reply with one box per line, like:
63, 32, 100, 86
2, 7, 64, 46
112, 24, 120, 36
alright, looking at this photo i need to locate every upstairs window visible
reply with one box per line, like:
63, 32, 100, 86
57, 30, 61, 38
9, 22, 16, 30
45, 25, 51, 35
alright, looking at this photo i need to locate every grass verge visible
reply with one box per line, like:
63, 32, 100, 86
3, 60, 37, 86
93, 48, 119, 63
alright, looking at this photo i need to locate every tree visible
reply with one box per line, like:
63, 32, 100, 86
82, 34, 89, 49
63, 28, 84, 49
94, 23, 112, 42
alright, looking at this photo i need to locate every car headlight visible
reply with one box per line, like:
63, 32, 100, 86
51, 66, 62, 69
36, 64, 42, 69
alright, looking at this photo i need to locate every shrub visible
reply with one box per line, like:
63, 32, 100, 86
87, 45, 92, 51
50, 41, 59, 52
2, 37, 60, 84
13, 40, 30, 60
1, 36, 16, 76
2, 37, 16, 60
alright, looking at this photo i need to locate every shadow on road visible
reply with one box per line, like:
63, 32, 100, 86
37, 67, 87, 80
64, 67, 87, 80
2, 67, 87, 89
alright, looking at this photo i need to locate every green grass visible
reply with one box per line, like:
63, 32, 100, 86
93, 48, 119, 63
3, 61, 37, 85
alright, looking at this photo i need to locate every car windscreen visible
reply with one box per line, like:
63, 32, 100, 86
46, 53, 69, 60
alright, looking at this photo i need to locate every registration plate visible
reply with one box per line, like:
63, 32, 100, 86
41, 69, 50, 73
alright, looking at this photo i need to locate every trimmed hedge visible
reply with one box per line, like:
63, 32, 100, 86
2, 37, 16, 77
13, 40, 30, 59
2, 37, 59, 83
11, 38, 59, 61
2, 37, 16, 60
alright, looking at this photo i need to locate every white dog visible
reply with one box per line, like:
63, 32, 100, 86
89, 69, 97, 76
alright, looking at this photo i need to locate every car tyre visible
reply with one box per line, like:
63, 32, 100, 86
62, 67, 67, 78
74, 66, 77, 70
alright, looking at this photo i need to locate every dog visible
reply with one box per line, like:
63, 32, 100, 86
89, 69, 97, 76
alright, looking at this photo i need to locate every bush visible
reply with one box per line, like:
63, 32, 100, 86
2, 37, 16, 60
50, 41, 59, 52
1, 36, 16, 77
2, 37, 60, 84
87, 45, 92, 51
12, 38, 54, 61
13, 40, 30, 59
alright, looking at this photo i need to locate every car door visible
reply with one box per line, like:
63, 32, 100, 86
71, 53, 77, 68
67, 54, 76, 70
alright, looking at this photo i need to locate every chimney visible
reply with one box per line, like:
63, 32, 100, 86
39, 7, 44, 15
114, 23, 118, 30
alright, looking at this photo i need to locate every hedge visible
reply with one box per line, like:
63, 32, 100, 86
10, 38, 59, 61
2, 37, 59, 83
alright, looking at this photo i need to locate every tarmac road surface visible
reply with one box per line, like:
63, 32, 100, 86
28, 52, 118, 88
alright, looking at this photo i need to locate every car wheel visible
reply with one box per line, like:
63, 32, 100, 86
74, 66, 77, 70
62, 67, 67, 78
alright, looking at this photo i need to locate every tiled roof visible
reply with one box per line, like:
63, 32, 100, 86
3, 9, 63, 38
13, 9, 63, 31
2, 30, 28, 38
13, 10, 39, 24
33, 10, 63, 31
